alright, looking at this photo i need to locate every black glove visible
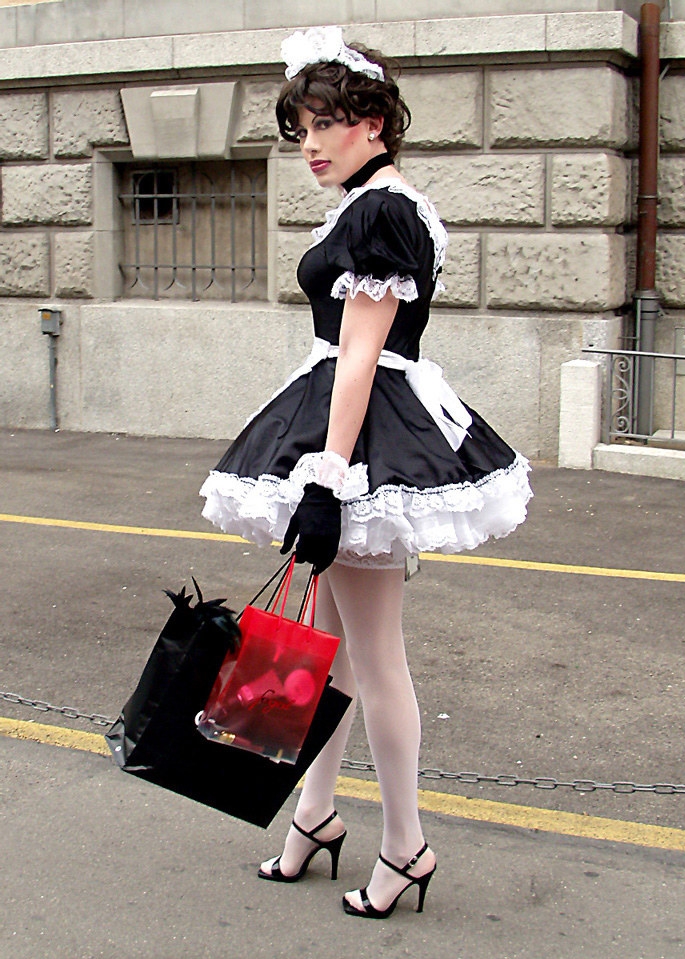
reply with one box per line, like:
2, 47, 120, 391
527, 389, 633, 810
281, 483, 342, 575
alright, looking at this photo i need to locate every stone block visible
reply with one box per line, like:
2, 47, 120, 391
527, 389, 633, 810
421, 311, 542, 456
0, 92, 48, 160
277, 231, 313, 304
76, 302, 312, 439
17, 0, 123, 45
401, 155, 545, 227
415, 14, 546, 57
657, 235, 685, 307
558, 359, 602, 469
0, 302, 52, 429
2, 164, 93, 227
342, 21, 415, 59
0, 8, 17, 50
277, 158, 335, 227
551, 153, 629, 227
658, 157, 685, 227
661, 20, 685, 61
435, 234, 481, 309
236, 81, 281, 142
486, 233, 626, 311
545, 11, 637, 57
53, 89, 129, 158
0, 36, 173, 83
489, 66, 629, 149
401, 72, 483, 150
123, 0, 243, 38
244, 0, 375, 30
172, 28, 283, 71
593, 443, 685, 481
0, 234, 50, 296
660, 74, 685, 151
54, 232, 95, 298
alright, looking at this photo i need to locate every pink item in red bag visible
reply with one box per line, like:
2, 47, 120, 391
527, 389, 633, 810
197, 557, 339, 763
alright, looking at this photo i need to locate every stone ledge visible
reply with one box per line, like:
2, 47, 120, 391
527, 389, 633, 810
546, 12, 638, 57
416, 15, 545, 57
593, 442, 685, 481
661, 20, 685, 61
0, 13, 641, 83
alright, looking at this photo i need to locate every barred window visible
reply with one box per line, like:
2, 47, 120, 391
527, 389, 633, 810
118, 160, 267, 301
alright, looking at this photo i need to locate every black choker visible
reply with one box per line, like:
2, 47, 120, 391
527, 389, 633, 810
342, 153, 394, 193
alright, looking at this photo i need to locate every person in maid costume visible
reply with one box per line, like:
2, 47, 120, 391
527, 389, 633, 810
200, 26, 533, 918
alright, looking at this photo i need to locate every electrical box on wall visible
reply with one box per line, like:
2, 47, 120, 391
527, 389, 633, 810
40, 308, 62, 336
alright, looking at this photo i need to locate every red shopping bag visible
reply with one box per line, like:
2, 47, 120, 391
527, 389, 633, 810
197, 557, 340, 764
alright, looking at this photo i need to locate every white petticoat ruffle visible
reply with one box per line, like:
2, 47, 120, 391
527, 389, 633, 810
200, 453, 533, 566
331, 271, 419, 303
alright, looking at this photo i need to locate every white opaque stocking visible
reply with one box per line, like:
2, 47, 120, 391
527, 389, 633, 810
260, 563, 430, 908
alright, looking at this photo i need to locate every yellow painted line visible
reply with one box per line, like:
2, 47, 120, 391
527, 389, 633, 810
334, 775, 685, 852
1, 512, 684, 582
2, 717, 684, 853
0, 717, 110, 755
0, 512, 244, 544
419, 551, 685, 583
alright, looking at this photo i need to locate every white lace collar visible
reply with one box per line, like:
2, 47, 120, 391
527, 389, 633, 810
310, 177, 448, 281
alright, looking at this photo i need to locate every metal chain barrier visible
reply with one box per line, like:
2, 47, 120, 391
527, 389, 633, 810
3, 690, 685, 796
1, 691, 113, 728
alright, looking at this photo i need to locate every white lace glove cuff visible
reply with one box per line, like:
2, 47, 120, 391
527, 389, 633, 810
288, 451, 369, 501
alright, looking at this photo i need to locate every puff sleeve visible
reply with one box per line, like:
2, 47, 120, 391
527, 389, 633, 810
325, 191, 432, 303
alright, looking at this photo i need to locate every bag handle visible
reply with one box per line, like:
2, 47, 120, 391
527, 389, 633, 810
239, 555, 318, 627
296, 569, 317, 627
236, 555, 291, 623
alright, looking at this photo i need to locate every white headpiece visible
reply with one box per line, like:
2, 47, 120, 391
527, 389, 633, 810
281, 26, 385, 83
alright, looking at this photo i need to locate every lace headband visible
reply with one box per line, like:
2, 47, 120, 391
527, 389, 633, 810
281, 26, 385, 83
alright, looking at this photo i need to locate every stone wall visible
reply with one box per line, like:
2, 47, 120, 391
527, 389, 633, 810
1, 9, 684, 457
0, 0, 666, 49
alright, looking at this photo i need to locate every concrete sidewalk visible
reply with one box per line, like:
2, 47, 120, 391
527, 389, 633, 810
1, 429, 684, 958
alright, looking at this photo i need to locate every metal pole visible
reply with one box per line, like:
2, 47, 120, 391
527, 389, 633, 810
47, 335, 58, 430
634, 2, 662, 437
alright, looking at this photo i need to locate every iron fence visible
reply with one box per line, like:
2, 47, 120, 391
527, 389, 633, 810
118, 163, 267, 302
583, 344, 685, 447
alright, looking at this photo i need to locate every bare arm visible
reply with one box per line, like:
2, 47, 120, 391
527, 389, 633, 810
325, 290, 399, 462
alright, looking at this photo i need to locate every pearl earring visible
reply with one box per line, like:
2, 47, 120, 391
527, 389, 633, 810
368, 133, 376, 141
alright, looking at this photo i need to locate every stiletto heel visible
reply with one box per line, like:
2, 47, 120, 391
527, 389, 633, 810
258, 810, 347, 883
342, 842, 436, 919
327, 830, 345, 881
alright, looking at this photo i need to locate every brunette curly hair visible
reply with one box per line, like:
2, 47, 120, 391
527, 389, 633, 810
276, 45, 411, 160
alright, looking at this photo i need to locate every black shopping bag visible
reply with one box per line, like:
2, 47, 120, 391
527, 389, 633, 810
106, 580, 351, 828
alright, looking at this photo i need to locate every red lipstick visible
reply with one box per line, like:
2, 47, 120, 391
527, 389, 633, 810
310, 160, 331, 174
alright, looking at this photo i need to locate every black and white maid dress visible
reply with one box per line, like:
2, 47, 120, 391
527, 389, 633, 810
200, 177, 532, 568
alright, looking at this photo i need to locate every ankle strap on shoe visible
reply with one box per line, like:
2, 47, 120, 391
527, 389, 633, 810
292, 809, 338, 841
379, 842, 429, 877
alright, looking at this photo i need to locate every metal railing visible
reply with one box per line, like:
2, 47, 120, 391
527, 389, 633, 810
583, 345, 685, 447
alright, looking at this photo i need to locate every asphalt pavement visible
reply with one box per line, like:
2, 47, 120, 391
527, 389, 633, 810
1, 428, 684, 959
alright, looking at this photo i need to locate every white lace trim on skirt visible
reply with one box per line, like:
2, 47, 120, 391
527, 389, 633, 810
199, 453, 532, 562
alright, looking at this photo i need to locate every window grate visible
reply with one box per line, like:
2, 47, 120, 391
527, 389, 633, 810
118, 162, 268, 302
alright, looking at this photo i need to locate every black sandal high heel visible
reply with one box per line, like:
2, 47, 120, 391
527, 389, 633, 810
342, 842, 436, 918
258, 810, 347, 883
